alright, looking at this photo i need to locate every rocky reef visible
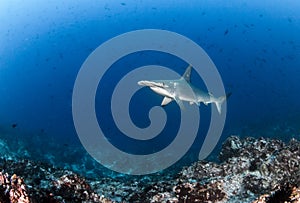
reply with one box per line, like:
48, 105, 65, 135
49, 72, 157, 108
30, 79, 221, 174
140, 136, 300, 203
0, 135, 299, 202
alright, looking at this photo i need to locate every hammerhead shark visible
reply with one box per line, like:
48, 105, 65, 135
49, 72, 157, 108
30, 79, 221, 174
138, 65, 230, 114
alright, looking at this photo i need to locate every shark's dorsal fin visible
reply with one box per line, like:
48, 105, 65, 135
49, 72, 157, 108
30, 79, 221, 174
182, 65, 192, 82
161, 97, 173, 106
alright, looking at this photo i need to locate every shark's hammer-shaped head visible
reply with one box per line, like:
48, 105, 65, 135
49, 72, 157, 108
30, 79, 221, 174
137, 80, 174, 98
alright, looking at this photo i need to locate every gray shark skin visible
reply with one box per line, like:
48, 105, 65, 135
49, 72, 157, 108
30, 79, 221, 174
138, 65, 230, 114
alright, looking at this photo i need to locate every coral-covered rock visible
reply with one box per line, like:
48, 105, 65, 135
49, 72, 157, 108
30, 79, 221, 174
253, 184, 300, 203
50, 172, 115, 202
170, 136, 300, 202
0, 172, 30, 203
0, 135, 299, 203
219, 136, 284, 162
0, 159, 115, 203
174, 181, 226, 202
52, 173, 95, 201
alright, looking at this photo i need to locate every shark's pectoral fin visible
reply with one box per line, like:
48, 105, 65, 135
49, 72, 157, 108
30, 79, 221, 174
174, 97, 185, 110
161, 97, 173, 106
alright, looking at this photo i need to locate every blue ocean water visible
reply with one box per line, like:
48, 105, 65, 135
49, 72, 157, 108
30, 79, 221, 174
0, 1, 299, 176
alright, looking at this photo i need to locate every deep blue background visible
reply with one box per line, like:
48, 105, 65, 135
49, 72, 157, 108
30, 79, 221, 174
0, 1, 299, 172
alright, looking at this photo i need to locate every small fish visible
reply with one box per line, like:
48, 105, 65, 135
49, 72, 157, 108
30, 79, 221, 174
224, 29, 229, 35
12, 123, 17, 128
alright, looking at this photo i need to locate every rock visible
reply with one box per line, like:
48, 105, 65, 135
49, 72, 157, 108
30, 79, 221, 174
253, 183, 300, 203
174, 181, 226, 202
0, 172, 30, 203
0, 135, 299, 202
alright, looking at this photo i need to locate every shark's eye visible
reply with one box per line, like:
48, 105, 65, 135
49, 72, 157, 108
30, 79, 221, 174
162, 82, 168, 87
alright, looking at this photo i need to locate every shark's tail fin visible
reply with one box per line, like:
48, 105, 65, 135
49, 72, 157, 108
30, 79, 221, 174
215, 92, 232, 114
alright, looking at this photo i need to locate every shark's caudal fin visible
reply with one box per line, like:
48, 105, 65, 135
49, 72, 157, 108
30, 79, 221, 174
214, 92, 232, 114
